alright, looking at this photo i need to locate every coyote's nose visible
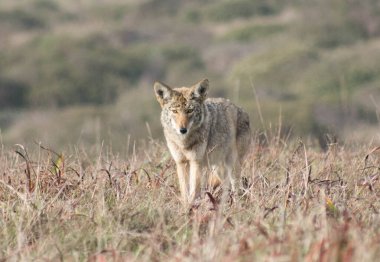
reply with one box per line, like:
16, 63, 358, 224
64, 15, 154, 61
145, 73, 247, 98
180, 128, 187, 134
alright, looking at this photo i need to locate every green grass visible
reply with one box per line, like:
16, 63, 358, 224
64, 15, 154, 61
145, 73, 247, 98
1, 137, 380, 260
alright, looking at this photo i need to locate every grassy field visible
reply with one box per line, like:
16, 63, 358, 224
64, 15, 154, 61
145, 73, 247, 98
1, 134, 380, 261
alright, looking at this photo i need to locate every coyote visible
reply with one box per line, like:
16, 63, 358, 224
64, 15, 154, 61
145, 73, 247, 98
154, 79, 251, 204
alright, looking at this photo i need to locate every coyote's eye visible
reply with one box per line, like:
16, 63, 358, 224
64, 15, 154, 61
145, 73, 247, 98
186, 108, 194, 114
172, 109, 178, 114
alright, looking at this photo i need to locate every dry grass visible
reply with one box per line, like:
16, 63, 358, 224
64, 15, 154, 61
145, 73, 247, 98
1, 136, 380, 261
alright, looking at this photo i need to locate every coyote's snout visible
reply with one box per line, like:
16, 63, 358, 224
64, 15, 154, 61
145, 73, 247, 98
154, 79, 251, 204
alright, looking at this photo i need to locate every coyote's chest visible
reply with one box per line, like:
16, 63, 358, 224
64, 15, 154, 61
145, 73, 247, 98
166, 131, 208, 162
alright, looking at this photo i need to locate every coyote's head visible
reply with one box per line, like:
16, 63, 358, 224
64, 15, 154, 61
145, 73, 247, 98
154, 79, 209, 136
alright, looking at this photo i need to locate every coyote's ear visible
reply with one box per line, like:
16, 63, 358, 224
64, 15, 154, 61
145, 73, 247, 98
154, 81, 173, 107
192, 79, 209, 102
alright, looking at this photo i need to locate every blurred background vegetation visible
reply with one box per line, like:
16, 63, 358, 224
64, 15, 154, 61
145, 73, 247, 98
0, 0, 379, 151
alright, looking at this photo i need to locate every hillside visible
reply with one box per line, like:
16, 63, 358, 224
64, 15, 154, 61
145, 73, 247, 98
0, 0, 379, 150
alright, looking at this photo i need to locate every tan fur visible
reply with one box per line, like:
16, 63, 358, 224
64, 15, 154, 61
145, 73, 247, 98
154, 79, 251, 204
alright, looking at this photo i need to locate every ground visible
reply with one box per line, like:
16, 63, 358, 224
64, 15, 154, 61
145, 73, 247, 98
1, 136, 380, 261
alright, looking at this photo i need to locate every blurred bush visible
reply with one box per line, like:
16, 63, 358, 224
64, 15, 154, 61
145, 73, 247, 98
2, 35, 150, 107
221, 24, 285, 42
298, 0, 380, 48
0, 78, 28, 108
138, 0, 182, 16
204, 0, 282, 21
0, 9, 46, 30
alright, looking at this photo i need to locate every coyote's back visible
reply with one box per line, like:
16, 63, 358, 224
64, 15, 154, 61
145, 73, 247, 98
202, 97, 250, 164
154, 79, 251, 204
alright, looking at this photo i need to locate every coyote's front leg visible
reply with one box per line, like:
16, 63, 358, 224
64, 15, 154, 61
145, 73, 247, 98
189, 161, 201, 203
176, 161, 188, 204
